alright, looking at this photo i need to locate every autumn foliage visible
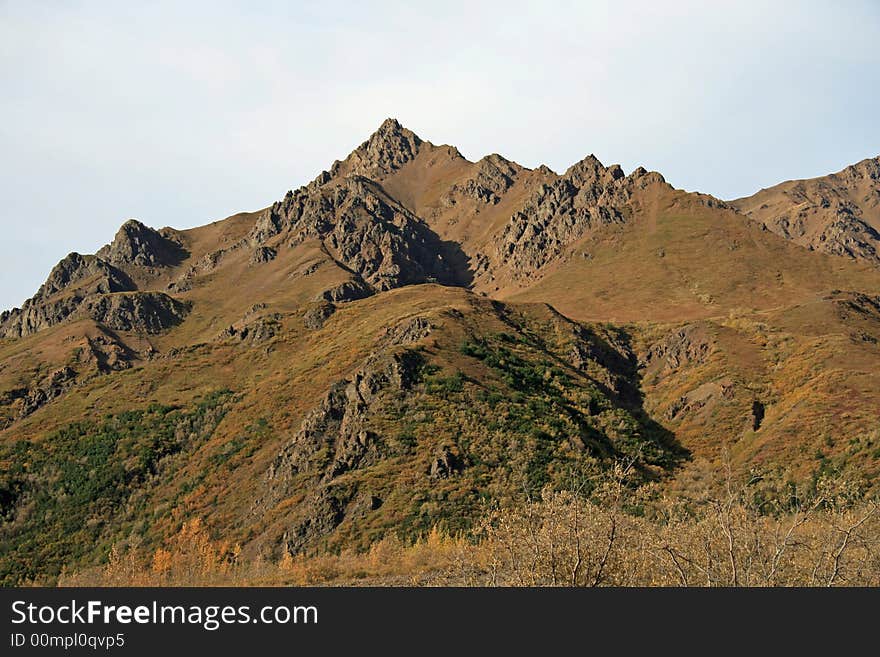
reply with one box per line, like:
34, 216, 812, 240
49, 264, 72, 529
61, 463, 880, 587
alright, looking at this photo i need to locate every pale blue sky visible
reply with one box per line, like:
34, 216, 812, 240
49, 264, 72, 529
1, 1, 878, 311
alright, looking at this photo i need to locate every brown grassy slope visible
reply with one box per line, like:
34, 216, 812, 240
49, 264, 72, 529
0, 218, 359, 436
504, 185, 880, 323
380, 146, 544, 251
165, 286, 684, 557
631, 297, 880, 490
499, 186, 880, 322
1, 283, 690, 583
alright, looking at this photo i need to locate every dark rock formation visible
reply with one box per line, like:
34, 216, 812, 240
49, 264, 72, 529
442, 154, 519, 207
0, 253, 136, 338
316, 279, 374, 303
97, 219, 187, 267
250, 245, 277, 265
253, 176, 463, 291
751, 400, 765, 431
219, 313, 282, 344
1, 295, 88, 339
83, 292, 190, 333
302, 302, 336, 330
551, 313, 640, 405
825, 291, 880, 343
81, 332, 134, 372
38, 252, 134, 298
17, 366, 77, 419
428, 445, 462, 479
640, 326, 714, 378
493, 158, 667, 279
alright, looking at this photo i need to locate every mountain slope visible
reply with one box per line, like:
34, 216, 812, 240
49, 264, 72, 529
731, 157, 880, 266
2, 119, 880, 584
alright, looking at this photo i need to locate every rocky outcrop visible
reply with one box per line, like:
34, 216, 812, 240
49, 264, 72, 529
249, 209, 285, 245
250, 246, 277, 265
761, 206, 880, 265
97, 219, 187, 267
316, 279, 374, 303
442, 154, 519, 207
80, 332, 134, 372
640, 325, 714, 378
0, 253, 136, 338
0, 250, 187, 339
37, 252, 134, 299
492, 158, 667, 279
428, 445, 462, 479
828, 290, 880, 321
256, 349, 424, 552
809, 213, 880, 264
266, 350, 423, 486
17, 366, 77, 419
302, 302, 336, 330
825, 290, 880, 343
3, 329, 137, 422
0, 364, 89, 421
253, 176, 462, 291
551, 313, 640, 405
666, 378, 735, 421
83, 292, 190, 333
167, 240, 249, 293
377, 316, 433, 348
1, 295, 88, 339
218, 312, 282, 344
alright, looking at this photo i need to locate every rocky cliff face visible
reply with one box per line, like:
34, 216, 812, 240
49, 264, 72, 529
8, 366, 78, 420
36, 252, 134, 298
249, 122, 673, 296
802, 212, 879, 264
251, 175, 463, 291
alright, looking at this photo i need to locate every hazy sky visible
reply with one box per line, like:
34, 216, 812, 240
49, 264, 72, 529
1, 1, 879, 311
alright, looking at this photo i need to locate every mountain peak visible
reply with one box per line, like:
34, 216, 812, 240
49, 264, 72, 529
376, 117, 405, 133
564, 153, 627, 186
97, 219, 186, 268
362, 117, 422, 158
332, 118, 424, 179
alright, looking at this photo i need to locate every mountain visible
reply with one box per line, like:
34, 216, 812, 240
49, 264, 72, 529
2, 119, 880, 584
731, 157, 880, 266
